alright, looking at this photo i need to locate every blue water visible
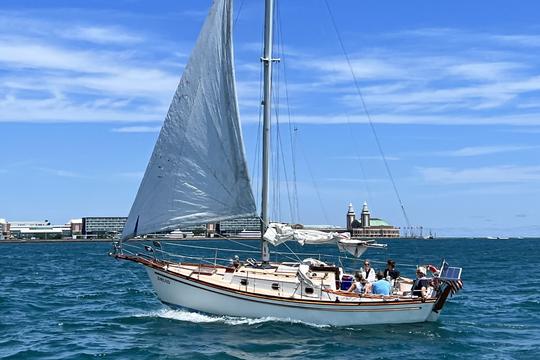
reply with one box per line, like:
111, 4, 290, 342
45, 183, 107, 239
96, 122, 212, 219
1, 239, 539, 359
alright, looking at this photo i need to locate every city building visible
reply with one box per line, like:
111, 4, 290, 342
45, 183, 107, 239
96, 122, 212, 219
217, 216, 261, 236
70, 219, 83, 237
8, 220, 71, 240
0, 218, 7, 239
82, 217, 127, 238
346, 202, 400, 238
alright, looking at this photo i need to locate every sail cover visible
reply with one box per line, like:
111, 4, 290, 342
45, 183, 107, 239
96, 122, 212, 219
263, 223, 350, 246
263, 223, 386, 258
122, 0, 256, 240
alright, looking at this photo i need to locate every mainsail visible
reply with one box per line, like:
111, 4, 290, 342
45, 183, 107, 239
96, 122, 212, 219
122, 0, 256, 240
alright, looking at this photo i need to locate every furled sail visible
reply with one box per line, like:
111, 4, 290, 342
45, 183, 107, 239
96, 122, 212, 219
122, 0, 256, 240
263, 223, 386, 257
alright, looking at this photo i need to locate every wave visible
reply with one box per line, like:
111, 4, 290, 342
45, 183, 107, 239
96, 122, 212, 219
135, 308, 330, 328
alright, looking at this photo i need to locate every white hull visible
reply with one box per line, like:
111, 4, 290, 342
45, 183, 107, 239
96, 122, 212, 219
145, 266, 440, 326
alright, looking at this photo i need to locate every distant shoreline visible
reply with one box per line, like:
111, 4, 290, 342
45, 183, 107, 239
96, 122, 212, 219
0, 237, 260, 244
0, 236, 538, 244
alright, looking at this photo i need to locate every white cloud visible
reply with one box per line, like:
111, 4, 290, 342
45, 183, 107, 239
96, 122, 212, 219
436, 145, 539, 157
419, 165, 540, 184
446, 62, 526, 81
66, 26, 143, 45
491, 35, 540, 47
239, 112, 540, 126
35, 167, 85, 178
114, 171, 144, 179
0, 94, 162, 123
331, 155, 400, 161
305, 57, 406, 83
112, 126, 161, 133
1, 11, 540, 128
322, 177, 385, 183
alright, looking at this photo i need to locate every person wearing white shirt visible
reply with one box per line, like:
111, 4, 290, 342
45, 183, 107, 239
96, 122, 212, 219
361, 260, 376, 283
347, 272, 366, 294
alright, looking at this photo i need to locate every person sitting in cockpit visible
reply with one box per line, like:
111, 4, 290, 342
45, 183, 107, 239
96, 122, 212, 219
347, 272, 367, 295
411, 266, 430, 298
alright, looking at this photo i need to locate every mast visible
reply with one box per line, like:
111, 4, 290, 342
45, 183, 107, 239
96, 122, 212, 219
261, 0, 275, 263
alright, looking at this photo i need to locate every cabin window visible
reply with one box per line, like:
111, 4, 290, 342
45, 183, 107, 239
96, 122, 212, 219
305, 287, 314, 294
271, 283, 279, 290
240, 279, 248, 286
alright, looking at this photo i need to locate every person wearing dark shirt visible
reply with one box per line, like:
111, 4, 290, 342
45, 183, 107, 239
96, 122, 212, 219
383, 259, 400, 280
411, 266, 430, 298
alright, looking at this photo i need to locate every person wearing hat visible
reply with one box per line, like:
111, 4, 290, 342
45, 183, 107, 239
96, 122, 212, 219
410, 266, 430, 298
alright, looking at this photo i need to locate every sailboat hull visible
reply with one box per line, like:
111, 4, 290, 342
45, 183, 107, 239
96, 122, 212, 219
145, 267, 440, 326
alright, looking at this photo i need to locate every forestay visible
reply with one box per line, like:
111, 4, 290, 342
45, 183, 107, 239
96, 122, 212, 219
122, 0, 256, 240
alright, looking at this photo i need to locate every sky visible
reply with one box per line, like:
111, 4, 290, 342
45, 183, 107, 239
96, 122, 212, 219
1, 0, 540, 237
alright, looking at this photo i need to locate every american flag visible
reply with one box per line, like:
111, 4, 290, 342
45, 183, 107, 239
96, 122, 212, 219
441, 278, 463, 296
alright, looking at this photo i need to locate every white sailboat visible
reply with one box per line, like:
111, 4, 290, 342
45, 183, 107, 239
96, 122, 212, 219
111, 0, 462, 326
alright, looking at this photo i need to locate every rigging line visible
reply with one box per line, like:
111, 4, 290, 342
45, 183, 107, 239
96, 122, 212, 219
252, 25, 266, 210
275, 0, 297, 224
272, 49, 281, 221
278, 19, 300, 222
233, 0, 246, 26
277, 122, 295, 224
344, 114, 373, 204
225, 237, 260, 250
210, 231, 260, 250
283, 241, 302, 262
323, 0, 411, 229
272, 0, 283, 222
163, 241, 261, 254
320, 53, 372, 203
298, 137, 330, 224
272, 71, 295, 224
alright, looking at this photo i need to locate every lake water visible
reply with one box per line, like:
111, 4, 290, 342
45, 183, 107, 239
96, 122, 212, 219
1, 239, 538, 359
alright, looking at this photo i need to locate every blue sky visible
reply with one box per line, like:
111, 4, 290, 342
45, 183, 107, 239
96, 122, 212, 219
1, 0, 540, 237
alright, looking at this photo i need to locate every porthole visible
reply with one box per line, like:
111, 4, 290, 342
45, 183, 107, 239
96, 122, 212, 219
271, 283, 279, 290
240, 279, 248, 286
305, 287, 314, 294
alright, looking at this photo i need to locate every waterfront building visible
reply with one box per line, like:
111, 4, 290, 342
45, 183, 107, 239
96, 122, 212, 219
218, 216, 260, 236
346, 203, 355, 230
70, 219, 83, 237
82, 217, 127, 238
8, 220, 71, 240
0, 218, 7, 239
206, 222, 216, 237
346, 202, 400, 238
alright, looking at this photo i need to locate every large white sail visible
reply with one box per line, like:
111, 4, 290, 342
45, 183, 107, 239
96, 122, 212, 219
122, 0, 256, 240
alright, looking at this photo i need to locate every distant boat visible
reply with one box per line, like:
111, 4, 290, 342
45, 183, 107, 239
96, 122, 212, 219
165, 230, 186, 239
111, 0, 463, 326
233, 230, 261, 238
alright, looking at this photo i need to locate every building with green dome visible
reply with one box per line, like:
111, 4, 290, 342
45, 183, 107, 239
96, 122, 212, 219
346, 202, 400, 238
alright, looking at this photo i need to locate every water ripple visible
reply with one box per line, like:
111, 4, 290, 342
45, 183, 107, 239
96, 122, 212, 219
0, 240, 539, 359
